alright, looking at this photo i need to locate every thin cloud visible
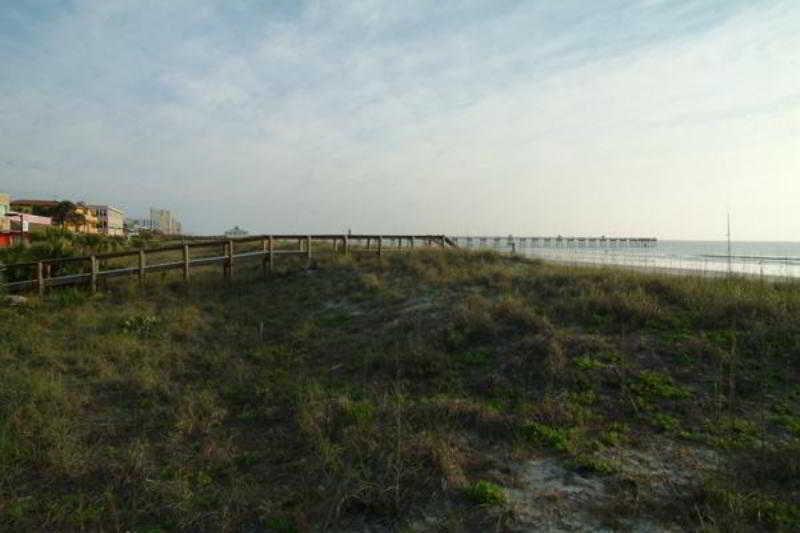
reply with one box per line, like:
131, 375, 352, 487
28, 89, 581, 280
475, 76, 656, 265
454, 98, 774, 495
1, 0, 798, 238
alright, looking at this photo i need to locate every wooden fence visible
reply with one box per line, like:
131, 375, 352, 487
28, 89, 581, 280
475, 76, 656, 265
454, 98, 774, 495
1, 234, 457, 295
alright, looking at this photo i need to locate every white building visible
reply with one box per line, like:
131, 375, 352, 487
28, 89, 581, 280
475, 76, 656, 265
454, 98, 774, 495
149, 208, 182, 235
90, 205, 125, 236
224, 226, 249, 238
125, 208, 183, 235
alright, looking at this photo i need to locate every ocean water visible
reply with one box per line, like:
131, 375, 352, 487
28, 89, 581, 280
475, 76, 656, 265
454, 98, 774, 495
457, 239, 800, 279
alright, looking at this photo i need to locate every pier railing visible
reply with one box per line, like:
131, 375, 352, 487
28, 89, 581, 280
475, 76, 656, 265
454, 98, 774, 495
451, 236, 657, 248
1, 234, 455, 295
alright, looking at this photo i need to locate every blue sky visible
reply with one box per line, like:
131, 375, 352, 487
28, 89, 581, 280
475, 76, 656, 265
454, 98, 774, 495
1, 0, 798, 238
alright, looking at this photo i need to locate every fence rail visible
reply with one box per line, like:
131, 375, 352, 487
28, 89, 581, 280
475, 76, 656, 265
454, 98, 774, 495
2, 234, 455, 294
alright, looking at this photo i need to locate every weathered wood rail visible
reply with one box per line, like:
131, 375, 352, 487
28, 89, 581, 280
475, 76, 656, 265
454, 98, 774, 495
1, 234, 457, 295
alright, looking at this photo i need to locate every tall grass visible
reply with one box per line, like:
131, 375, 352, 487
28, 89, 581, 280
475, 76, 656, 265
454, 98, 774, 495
1, 248, 798, 530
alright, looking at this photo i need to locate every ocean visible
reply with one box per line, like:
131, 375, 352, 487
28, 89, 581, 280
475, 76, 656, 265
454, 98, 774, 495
458, 239, 800, 279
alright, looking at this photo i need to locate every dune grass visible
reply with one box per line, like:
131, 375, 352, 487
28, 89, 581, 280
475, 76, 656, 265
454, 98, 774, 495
1, 249, 798, 530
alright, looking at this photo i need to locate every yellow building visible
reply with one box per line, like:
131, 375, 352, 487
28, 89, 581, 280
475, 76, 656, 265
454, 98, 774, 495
0, 193, 10, 232
69, 204, 99, 234
10, 199, 99, 234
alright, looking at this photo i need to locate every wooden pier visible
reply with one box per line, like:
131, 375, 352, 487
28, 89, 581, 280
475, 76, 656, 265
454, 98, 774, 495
1, 234, 456, 294
452, 236, 657, 248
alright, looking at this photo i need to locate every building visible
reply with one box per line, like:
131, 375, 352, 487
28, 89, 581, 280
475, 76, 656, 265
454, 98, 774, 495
149, 208, 182, 235
10, 199, 98, 234
224, 226, 249, 238
72, 204, 99, 234
90, 205, 125, 236
0, 193, 10, 247
125, 218, 156, 234
126, 208, 183, 235
0, 193, 9, 233
9, 198, 59, 215
0, 195, 54, 247
8, 212, 52, 233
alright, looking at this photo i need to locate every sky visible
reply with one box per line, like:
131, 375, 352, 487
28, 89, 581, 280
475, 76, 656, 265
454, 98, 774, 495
1, 0, 798, 239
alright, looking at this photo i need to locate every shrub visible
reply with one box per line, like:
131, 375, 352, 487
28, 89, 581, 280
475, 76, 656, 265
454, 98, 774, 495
695, 442, 800, 530
650, 412, 681, 432
465, 481, 506, 506
773, 414, 800, 437
586, 287, 664, 329
575, 355, 607, 371
121, 314, 161, 338
359, 273, 383, 291
493, 294, 552, 333
47, 288, 88, 307
634, 370, 692, 400
451, 294, 497, 342
264, 516, 297, 533
460, 350, 493, 366
520, 421, 573, 452
569, 455, 618, 476
0, 228, 132, 284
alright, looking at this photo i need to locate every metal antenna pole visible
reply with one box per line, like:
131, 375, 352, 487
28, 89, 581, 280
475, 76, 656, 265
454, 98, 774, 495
727, 211, 732, 276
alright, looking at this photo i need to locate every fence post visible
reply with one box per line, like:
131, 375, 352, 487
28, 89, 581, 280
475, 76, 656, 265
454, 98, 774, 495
269, 235, 275, 273
344, 235, 349, 255
410, 236, 415, 249
222, 242, 228, 279
366, 237, 371, 250
261, 238, 268, 278
183, 244, 190, 282
37, 261, 45, 297
378, 236, 383, 257
229, 240, 235, 279
138, 249, 146, 285
90, 255, 98, 294
440, 235, 446, 248
225, 240, 234, 280
306, 235, 312, 268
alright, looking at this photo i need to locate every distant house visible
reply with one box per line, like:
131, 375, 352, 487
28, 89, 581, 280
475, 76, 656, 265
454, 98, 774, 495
0, 194, 52, 247
224, 226, 249, 238
89, 205, 125, 236
10, 199, 98, 234
64, 203, 99, 234
8, 212, 52, 233
9, 198, 59, 215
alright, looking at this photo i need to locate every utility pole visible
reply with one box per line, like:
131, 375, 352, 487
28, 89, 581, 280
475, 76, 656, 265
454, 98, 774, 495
727, 211, 732, 276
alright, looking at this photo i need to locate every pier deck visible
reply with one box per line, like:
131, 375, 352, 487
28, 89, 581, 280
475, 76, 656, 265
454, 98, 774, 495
451, 236, 657, 248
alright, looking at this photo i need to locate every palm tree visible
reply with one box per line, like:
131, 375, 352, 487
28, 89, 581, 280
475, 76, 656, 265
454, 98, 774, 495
45, 201, 74, 224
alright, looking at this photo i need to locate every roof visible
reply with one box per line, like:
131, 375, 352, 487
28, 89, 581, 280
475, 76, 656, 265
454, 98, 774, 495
10, 199, 60, 207
88, 205, 124, 213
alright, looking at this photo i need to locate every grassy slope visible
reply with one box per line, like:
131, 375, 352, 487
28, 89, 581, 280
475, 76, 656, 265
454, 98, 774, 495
1, 250, 799, 531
